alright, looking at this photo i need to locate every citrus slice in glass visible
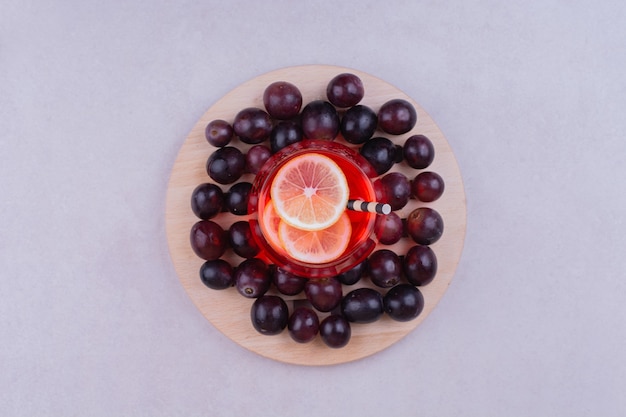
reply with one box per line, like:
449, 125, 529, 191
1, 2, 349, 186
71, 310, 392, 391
278, 212, 352, 263
270, 153, 349, 231
260, 200, 282, 250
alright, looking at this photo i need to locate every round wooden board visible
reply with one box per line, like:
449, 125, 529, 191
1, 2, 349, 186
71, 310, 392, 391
165, 65, 466, 366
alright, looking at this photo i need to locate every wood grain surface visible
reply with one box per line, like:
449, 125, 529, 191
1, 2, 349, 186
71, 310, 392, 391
165, 65, 467, 366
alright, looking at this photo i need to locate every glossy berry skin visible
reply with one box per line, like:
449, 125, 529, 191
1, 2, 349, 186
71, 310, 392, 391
190, 220, 227, 261
336, 260, 367, 285
191, 183, 224, 220
269, 120, 303, 153
340, 105, 377, 144
374, 212, 404, 245
407, 207, 444, 245
205, 119, 233, 147
288, 307, 319, 343
300, 100, 340, 140
233, 107, 273, 144
319, 314, 351, 348
403, 245, 437, 286
367, 249, 402, 288
304, 277, 342, 312
359, 137, 397, 175
225, 182, 252, 215
341, 288, 384, 323
271, 266, 306, 296
199, 259, 234, 290
245, 145, 271, 174
263, 81, 303, 120
403, 135, 434, 169
377, 172, 411, 210
250, 295, 289, 335
228, 221, 260, 258
378, 99, 417, 135
326, 73, 364, 108
384, 284, 424, 322
235, 258, 271, 298
206, 146, 246, 184
412, 171, 445, 202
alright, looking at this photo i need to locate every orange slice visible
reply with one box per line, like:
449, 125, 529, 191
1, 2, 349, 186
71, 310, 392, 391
260, 201, 282, 250
278, 212, 352, 263
270, 153, 349, 231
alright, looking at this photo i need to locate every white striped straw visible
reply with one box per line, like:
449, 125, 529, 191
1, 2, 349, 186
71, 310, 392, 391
347, 200, 392, 215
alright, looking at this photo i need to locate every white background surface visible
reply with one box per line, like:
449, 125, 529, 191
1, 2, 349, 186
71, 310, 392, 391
2, 1, 625, 416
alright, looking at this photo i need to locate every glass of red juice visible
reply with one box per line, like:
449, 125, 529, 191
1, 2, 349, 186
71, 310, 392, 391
248, 140, 378, 279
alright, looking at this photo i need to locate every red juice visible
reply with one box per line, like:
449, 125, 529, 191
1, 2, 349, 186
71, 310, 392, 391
248, 140, 377, 278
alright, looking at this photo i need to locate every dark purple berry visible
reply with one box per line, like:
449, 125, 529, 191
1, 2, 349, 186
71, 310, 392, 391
403, 245, 437, 286
359, 137, 396, 175
245, 145, 272, 174
378, 172, 411, 210
374, 212, 404, 245
271, 266, 307, 296
341, 288, 384, 323
367, 249, 402, 288
228, 221, 260, 258
406, 207, 444, 245
304, 277, 342, 312
199, 259, 234, 290
233, 107, 272, 144
340, 105, 377, 144
300, 100, 340, 140
191, 183, 224, 220
288, 307, 319, 343
412, 171, 445, 202
384, 284, 424, 322
263, 81, 303, 120
225, 182, 252, 215
190, 220, 227, 261
205, 119, 233, 147
326, 73, 364, 108
378, 99, 417, 135
336, 260, 367, 285
269, 120, 303, 153
206, 146, 245, 184
251, 295, 288, 335
403, 135, 434, 169
319, 314, 351, 348
235, 258, 271, 298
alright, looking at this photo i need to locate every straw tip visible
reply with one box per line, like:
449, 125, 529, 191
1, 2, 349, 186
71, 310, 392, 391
381, 204, 392, 215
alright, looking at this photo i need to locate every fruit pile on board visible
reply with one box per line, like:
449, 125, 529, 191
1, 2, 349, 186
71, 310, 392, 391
189, 73, 445, 348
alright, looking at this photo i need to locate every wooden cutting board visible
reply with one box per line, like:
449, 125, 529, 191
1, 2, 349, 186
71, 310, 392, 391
165, 65, 467, 366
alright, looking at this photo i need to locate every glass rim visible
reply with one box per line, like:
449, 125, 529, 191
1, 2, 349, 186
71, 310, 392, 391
248, 139, 378, 278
